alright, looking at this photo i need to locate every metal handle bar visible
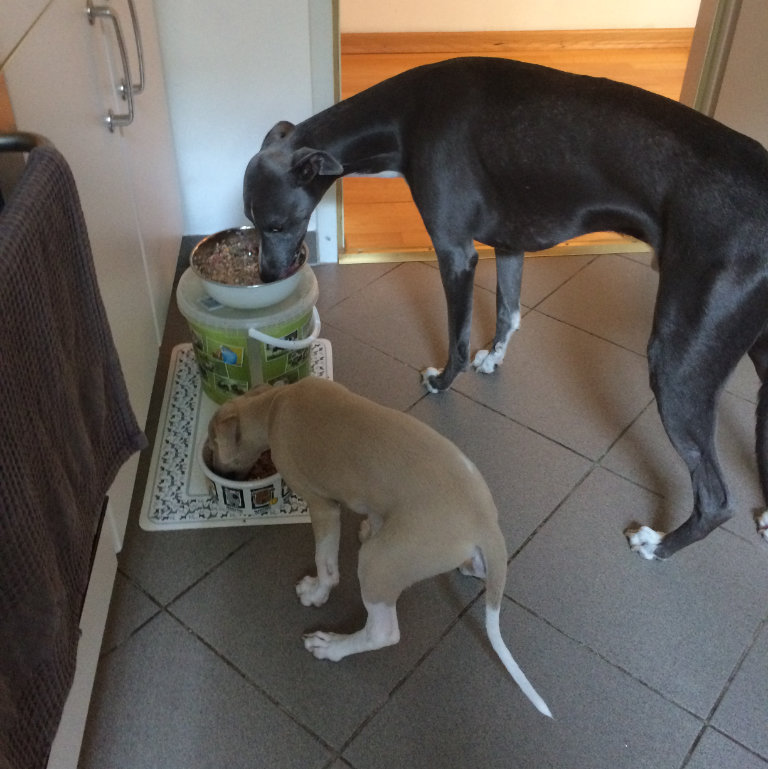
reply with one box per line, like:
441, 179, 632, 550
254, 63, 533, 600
86, 1, 134, 132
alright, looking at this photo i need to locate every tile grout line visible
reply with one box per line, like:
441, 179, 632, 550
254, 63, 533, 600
84, 251, 768, 767
333, 586, 489, 756
101, 533, 260, 658
507, 596, 710, 724
161, 603, 343, 761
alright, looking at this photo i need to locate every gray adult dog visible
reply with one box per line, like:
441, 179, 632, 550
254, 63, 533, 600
242, 56, 768, 561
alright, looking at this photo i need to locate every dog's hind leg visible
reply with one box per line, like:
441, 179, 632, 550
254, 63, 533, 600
627, 269, 760, 559
422, 242, 478, 393
296, 495, 342, 607
628, 342, 732, 559
473, 251, 524, 374
303, 531, 405, 660
303, 599, 400, 661
748, 329, 768, 541
303, 521, 463, 660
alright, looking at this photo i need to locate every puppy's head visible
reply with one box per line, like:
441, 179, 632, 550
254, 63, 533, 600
204, 386, 273, 480
243, 121, 343, 282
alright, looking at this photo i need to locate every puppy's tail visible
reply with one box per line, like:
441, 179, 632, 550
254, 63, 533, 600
481, 531, 553, 718
485, 604, 552, 718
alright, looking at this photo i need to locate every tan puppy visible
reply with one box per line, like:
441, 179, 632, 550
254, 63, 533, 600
205, 377, 552, 717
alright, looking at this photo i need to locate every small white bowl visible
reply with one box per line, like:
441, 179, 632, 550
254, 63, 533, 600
199, 442, 287, 517
190, 227, 308, 310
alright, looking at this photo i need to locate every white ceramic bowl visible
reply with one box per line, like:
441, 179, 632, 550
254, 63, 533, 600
199, 442, 287, 517
190, 227, 308, 310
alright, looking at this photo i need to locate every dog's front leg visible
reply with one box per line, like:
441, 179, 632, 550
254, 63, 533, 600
473, 251, 523, 374
296, 496, 341, 607
423, 245, 478, 392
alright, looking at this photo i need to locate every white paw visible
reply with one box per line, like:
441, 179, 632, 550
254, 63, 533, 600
626, 526, 664, 560
473, 326, 515, 374
421, 367, 442, 393
295, 575, 331, 607
757, 510, 768, 542
303, 631, 345, 661
472, 348, 502, 374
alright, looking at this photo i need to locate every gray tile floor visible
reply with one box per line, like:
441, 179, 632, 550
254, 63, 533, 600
79, 249, 768, 769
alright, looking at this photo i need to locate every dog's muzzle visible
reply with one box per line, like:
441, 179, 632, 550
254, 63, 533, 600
259, 242, 307, 283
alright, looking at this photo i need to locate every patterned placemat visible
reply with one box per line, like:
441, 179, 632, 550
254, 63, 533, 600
140, 341, 332, 530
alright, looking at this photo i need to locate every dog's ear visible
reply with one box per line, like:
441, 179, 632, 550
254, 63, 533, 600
208, 410, 242, 466
261, 121, 295, 149
290, 147, 344, 186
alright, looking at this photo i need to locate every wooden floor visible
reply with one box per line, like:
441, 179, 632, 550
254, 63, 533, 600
339, 30, 693, 257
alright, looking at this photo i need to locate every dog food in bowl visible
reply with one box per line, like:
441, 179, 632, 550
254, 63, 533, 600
190, 227, 309, 310
199, 442, 288, 518
201, 444, 276, 481
195, 230, 263, 285
245, 448, 278, 480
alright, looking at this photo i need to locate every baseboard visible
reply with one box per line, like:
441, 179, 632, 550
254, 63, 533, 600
339, 236, 650, 265
341, 28, 694, 56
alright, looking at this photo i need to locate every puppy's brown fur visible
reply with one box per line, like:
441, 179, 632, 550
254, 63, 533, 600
206, 377, 551, 716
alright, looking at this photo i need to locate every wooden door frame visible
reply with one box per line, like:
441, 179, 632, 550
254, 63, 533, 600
681, 0, 742, 113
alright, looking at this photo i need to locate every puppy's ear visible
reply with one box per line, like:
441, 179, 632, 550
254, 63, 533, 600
209, 412, 242, 466
261, 121, 295, 149
290, 147, 344, 186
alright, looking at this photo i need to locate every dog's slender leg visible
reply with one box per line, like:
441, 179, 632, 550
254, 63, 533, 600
303, 600, 400, 661
422, 243, 478, 392
296, 496, 341, 607
473, 251, 524, 374
628, 360, 731, 559
628, 290, 739, 558
748, 331, 768, 541
303, 520, 407, 660
627, 266, 768, 559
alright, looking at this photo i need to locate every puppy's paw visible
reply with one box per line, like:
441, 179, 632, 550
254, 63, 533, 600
303, 631, 345, 661
296, 575, 331, 607
421, 367, 443, 394
757, 510, 768, 541
625, 525, 665, 560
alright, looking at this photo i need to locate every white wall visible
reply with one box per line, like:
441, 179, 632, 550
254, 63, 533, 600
0, 0, 49, 65
154, 0, 703, 241
153, 0, 322, 236
340, 0, 701, 33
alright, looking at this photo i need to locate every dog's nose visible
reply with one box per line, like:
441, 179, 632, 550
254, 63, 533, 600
258, 259, 280, 283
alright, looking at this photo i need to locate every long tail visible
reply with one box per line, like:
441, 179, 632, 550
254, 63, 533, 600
485, 605, 553, 718
480, 528, 553, 718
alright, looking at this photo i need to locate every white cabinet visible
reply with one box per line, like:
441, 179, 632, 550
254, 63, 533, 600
1, 1, 182, 765
3, 0, 181, 537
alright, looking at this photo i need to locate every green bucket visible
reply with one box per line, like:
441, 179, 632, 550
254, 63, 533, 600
176, 265, 320, 403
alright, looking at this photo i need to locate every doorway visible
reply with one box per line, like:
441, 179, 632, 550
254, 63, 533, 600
336, 7, 701, 262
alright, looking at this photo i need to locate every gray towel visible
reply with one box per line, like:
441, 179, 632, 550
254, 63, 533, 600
0, 145, 148, 769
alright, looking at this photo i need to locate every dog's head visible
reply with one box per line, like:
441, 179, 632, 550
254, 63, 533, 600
204, 385, 273, 480
243, 121, 343, 282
